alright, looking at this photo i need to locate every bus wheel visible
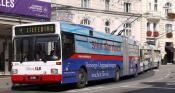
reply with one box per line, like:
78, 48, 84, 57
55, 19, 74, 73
11, 84, 18, 90
113, 67, 120, 82
76, 68, 87, 88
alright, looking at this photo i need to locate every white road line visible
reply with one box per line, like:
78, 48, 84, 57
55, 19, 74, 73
122, 86, 175, 90
66, 90, 78, 93
83, 85, 175, 93
66, 86, 104, 93
121, 85, 152, 88
153, 69, 160, 72
166, 82, 175, 86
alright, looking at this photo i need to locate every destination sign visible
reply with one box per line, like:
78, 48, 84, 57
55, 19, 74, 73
15, 24, 55, 35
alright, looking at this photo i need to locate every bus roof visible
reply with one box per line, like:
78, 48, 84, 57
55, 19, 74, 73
13, 21, 132, 43
60, 21, 123, 42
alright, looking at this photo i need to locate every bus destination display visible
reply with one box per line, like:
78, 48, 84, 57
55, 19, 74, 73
15, 24, 55, 35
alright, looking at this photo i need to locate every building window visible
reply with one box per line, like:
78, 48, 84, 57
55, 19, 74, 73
105, 21, 110, 33
165, 24, 172, 33
153, 23, 157, 31
147, 22, 151, 31
81, 0, 90, 8
149, 3, 151, 11
123, 23, 131, 36
154, 0, 158, 11
81, 18, 91, 25
105, 0, 110, 10
164, 2, 172, 15
124, 3, 131, 13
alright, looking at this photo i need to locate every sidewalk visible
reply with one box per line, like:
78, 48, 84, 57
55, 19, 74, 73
0, 76, 12, 89
0, 72, 11, 76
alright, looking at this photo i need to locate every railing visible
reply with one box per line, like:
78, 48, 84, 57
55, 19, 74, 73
167, 12, 175, 19
144, 11, 161, 20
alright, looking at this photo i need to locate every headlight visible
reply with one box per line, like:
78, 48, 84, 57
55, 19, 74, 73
51, 69, 58, 74
11, 69, 18, 74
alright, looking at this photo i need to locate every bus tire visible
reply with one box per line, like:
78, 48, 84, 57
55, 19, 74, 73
76, 68, 87, 88
113, 67, 120, 82
11, 84, 18, 90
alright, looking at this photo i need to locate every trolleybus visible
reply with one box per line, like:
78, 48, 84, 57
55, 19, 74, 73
11, 21, 140, 88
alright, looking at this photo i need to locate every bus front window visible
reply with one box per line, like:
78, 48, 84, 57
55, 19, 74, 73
13, 36, 61, 62
35, 36, 61, 61
13, 38, 34, 62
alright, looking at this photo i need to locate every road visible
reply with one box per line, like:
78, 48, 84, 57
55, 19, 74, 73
0, 64, 175, 93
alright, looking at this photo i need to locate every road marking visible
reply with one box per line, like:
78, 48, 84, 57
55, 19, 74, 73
166, 82, 175, 86
66, 86, 104, 93
153, 69, 159, 72
66, 84, 175, 93
164, 73, 170, 78
121, 86, 175, 90
66, 90, 78, 93
66, 83, 144, 93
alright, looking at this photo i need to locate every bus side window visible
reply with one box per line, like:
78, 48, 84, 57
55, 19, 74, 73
62, 32, 75, 59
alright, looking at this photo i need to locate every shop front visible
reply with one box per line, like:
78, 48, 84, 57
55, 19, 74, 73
0, 0, 51, 75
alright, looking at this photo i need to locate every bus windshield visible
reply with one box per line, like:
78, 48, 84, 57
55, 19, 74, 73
13, 36, 61, 62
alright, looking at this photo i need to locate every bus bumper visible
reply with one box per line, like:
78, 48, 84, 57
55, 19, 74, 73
11, 75, 62, 84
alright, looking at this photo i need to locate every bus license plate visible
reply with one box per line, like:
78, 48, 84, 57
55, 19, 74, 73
29, 76, 38, 80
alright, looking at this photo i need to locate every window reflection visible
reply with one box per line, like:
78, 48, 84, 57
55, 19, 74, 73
13, 36, 61, 62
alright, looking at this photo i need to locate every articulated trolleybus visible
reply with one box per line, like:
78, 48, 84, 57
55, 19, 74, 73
11, 22, 139, 88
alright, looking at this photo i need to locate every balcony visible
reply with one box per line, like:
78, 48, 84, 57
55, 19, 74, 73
153, 31, 159, 37
146, 31, 159, 37
167, 12, 175, 19
166, 32, 173, 38
144, 11, 161, 22
146, 31, 152, 37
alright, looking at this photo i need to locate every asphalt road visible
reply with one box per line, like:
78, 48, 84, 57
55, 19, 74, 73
1, 64, 175, 93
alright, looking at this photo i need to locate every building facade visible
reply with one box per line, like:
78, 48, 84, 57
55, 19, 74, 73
51, 0, 142, 41
0, 0, 51, 75
52, 0, 175, 59
141, 0, 175, 58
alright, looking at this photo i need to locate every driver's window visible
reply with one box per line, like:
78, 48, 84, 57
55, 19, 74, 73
35, 43, 47, 61
35, 36, 61, 61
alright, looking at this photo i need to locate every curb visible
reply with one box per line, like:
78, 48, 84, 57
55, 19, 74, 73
0, 76, 11, 78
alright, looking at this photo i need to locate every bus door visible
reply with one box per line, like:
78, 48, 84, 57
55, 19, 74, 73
122, 38, 129, 76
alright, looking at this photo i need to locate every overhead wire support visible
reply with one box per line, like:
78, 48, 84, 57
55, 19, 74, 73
111, 14, 142, 35
111, 15, 133, 35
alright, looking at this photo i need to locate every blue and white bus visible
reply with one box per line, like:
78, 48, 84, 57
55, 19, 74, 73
11, 21, 140, 88
139, 45, 161, 72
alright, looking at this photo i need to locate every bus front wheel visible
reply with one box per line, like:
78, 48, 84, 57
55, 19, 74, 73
113, 67, 120, 82
76, 68, 87, 88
